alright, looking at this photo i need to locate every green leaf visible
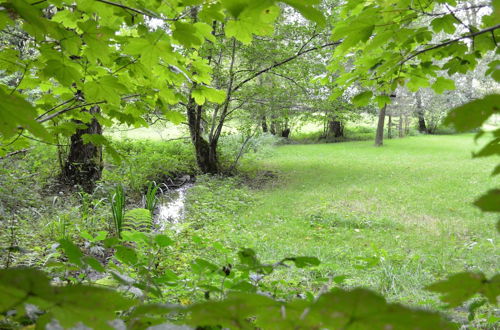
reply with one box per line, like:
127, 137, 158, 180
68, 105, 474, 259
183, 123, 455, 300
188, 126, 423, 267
164, 111, 186, 125
431, 15, 456, 34
305, 288, 454, 329
407, 75, 430, 92
352, 91, 373, 107
375, 95, 391, 108
201, 86, 227, 104
474, 189, 500, 213
7, 0, 54, 36
0, 11, 12, 30
187, 292, 279, 328
43, 60, 82, 87
473, 138, 500, 158
238, 248, 260, 267
431, 77, 456, 94
0, 89, 50, 140
485, 60, 500, 82
115, 245, 138, 265
154, 234, 174, 248
84, 76, 127, 105
0, 268, 135, 329
426, 272, 499, 307
282, 0, 325, 26
225, 5, 279, 44
284, 256, 321, 268
58, 239, 84, 267
191, 258, 219, 274
83, 256, 106, 272
191, 88, 206, 105
444, 94, 500, 132
173, 22, 203, 48
78, 20, 111, 63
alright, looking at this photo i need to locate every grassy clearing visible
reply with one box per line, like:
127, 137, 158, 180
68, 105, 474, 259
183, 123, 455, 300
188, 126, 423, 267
187, 134, 499, 311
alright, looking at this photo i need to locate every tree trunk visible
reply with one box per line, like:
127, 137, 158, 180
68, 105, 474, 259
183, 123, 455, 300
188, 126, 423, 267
187, 98, 219, 174
417, 114, 427, 133
261, 115, 268, 133
270, 119, 277, 135
375, 104, 387, 147
416, 90, 427, 133
62, 106, 103, 192
387, 115, 392, 139
326, 120, 344, 138
398, 112, 404, 138
281, 128, 291, 138
405, 116, 410, 135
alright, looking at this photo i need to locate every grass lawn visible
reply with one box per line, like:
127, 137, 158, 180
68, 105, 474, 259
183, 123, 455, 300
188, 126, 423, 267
191, 134, 499, 310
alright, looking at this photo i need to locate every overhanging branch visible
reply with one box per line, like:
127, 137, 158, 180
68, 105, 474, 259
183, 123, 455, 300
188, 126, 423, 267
231, 41, 341, 93
401, 24, 500, 65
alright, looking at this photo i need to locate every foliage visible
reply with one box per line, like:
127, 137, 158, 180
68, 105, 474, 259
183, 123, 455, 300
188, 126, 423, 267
144, 181, 160, 213
1, 0, 499, 328
444, 94, 500, 225
0, 0, 325, 157
426, 272, 500, 307
104, 139, 196, 195
0, 268, 134, 329
0, 241, 456, 329
218, 132, 281, 172
110, 184, 125, 238
122, 208, 152, 232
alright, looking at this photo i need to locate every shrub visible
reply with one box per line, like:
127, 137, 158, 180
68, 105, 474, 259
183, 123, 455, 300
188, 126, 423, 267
218, 133, 280, 172
103, 139, 197, 196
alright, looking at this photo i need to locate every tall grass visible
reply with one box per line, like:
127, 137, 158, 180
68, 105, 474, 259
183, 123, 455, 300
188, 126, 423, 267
144, 181, 159, 213
110, 185, 125, 238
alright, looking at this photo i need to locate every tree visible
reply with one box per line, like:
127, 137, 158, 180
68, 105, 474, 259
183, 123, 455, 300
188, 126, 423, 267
0, 0, 329, 180
327, 0, 499, 146
180, 5, 334, 173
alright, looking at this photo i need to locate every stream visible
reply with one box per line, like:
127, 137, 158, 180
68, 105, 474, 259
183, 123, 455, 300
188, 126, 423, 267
153, 182, 193, 232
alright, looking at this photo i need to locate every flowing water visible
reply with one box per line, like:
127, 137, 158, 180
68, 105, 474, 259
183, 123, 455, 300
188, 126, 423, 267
153, 183, 193, 232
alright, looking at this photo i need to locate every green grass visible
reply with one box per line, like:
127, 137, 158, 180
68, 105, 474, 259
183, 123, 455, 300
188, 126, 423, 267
187, 134, 499, 310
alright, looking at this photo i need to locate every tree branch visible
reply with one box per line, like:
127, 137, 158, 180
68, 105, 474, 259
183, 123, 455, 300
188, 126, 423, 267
232, 41, 341, 93
35, 97, 76, 121
37, 102, 105, 123
401, 24, 500, 65
95, 0, 179, 21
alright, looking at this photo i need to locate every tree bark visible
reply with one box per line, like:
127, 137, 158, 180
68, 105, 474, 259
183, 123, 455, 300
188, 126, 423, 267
398, 112, 404, 138
270, 118, 277, 135
415, 90, 427, 133
281, 128, 291, 138
187, 98, 219, 174
62, 106, 103, 192
375, 104, 387, 147
261, 114, 268, 133
387, 115, 392, 139
326, 120, 344, 138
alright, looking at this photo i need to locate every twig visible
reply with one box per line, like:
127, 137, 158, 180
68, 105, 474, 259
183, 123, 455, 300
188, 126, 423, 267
0, 148, 32, 160
9, 64, 29, 95
35, 97, 76, 121
37, 101, 106, 123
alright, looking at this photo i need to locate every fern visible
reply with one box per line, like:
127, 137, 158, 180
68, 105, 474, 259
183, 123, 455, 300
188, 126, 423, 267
122, 208, 152, 232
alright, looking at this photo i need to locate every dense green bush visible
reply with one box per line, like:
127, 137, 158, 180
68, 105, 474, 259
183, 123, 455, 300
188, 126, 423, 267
103, 139, 197, 196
